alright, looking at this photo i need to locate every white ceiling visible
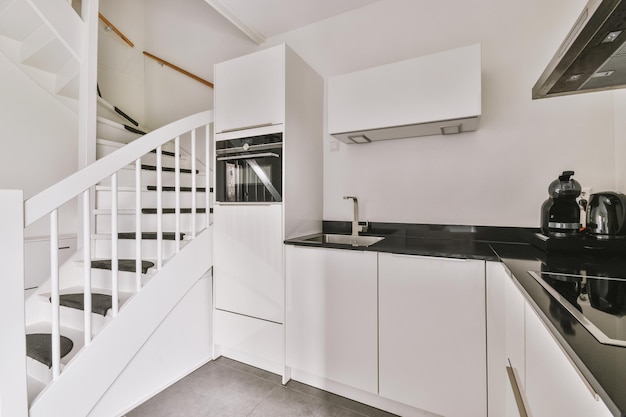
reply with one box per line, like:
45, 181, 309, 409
204, 0, 380, 43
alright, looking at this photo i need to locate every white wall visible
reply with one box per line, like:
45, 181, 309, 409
98, 0, 146, 127
0, 53, 78, 237
100, 0, 258, 130
614, 91, 626, 192
265, 0, 617, 227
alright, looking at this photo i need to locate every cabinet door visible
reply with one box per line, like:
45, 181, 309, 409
487, 262, 529, 417
525, 304, 613, 417
379, 253, 486, 417
286, 245, 378, 393
214, 45, 285, 133
327, 44, 481, 135
213, 204, 283, 323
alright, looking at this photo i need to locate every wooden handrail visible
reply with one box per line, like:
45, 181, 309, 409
143, 51, 214, 89
98, 13, 134, 48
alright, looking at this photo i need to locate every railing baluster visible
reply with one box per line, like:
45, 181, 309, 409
111, 173, 119, 315
205, 124, 210, 227
157, 146, 163, 270
135, 159, 142, 291
175, 137, 181, 253
50, 209, 61, 380
191, 130, 197, 238
82, 189, 92, 345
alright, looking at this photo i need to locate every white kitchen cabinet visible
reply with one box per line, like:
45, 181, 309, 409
328, 44, 481, 143
214, 45, 285, 133
285, 245, 378, 394
525, 302, 613, 417
378, 253, 486, 417
486, 262, 528, 417
213, 204, 284, 323
212, 44, 323, 377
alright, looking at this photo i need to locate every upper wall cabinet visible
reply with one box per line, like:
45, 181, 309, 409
328, 44, 482, 144
214, 45, 286, 133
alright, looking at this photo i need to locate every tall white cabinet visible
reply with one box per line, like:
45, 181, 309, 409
213, 44, 323, 376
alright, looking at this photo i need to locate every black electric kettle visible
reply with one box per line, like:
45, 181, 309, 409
586, 192, 626, 238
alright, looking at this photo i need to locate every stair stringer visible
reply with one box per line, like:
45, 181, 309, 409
29, 227, 213, 417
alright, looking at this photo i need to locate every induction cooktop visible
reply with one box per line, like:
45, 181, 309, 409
528, 270, 626, 347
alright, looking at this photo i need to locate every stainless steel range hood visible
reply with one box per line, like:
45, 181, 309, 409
533, 0, 626, 99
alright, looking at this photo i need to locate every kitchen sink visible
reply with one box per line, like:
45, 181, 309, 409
295, 233, 385, 247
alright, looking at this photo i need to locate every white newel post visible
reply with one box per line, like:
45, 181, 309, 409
0, 190, 28, 417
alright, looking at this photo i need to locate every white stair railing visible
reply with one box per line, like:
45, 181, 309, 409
0, 110, 212, 414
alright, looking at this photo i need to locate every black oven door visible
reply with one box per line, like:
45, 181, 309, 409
215, 133, 283, 203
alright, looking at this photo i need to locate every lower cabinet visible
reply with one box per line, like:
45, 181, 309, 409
378, 253, 487, 417
524, 303, 613, 417
286, 246, 613, 417
487, 262, 527, 417
285, 245, 378, 393
487, 262, 613, 417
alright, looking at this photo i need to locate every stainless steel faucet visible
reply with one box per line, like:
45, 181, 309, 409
343, 196, 367, 236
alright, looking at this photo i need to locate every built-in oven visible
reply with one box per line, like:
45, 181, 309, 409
215, 132, 282, 203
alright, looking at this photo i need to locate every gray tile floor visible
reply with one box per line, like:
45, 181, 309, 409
126, 357, 399, 417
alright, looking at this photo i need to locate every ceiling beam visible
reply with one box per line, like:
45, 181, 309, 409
203, 0, 266, 45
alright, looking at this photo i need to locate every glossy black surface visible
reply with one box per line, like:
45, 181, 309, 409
285, 222, 626, 416
308, 221, 536, 261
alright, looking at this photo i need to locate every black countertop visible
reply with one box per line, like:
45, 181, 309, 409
285, 221, 626, 417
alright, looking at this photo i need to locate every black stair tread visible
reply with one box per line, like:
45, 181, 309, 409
124, 125, 146, 135
51, 293, 112, 316
150, 149, 176, 157
147, 185, 210, 193
142, 208, 208, 214
118, 232, 185, 240
26, 333, 73, 368
91, 259, 154, 274
141, 164, 198, 174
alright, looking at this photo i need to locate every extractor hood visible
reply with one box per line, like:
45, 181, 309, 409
533, 0, 626, 99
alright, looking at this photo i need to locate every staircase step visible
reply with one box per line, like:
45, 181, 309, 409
56, 58, 79, 98
95, 185, 207, 209
94, 210, 208, 233
100, 168, 206, 188
118, 232, 185, 240
151, 149, 176, 157
147, 185, 209, 192
97, 117, 144, 143
141, 164, 198, 174
26, 333, 73, 368
91, 259, 154, 274
52, 293, 113, 316
0, 0, 41, 42
141, 208, 208, 214
21, 24, 74, 74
